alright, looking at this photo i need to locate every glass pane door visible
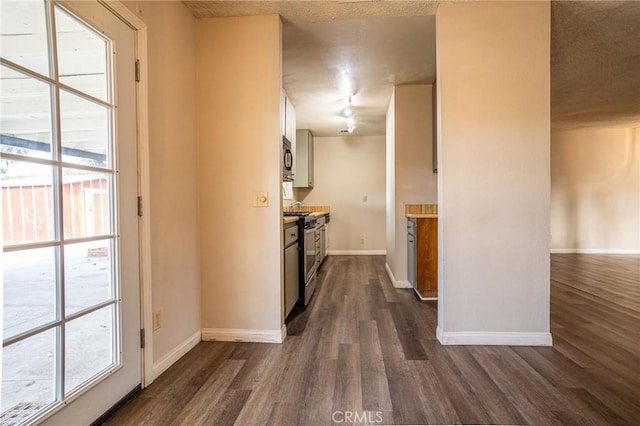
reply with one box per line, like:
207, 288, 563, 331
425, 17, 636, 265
1, 2, 129, 423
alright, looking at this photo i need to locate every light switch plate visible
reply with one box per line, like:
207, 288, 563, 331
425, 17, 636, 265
253, 191, 269, 207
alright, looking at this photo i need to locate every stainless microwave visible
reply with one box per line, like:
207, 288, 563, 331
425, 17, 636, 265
283, 136, 294, 181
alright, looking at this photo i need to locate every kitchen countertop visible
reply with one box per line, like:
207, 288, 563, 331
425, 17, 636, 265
405, 204, 437, 218
310, 211, 330, 217
282, 204, 330, 224
406, 213, 438, 219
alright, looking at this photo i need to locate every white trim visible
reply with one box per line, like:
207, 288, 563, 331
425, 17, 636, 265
101, 1, 154, 388
436, 330, 553, 346
201, 325, 287, 344
384, 262, 396, 285
551, 248, 640, 254
329, 250, 386, 255
396, 280, 411, 288
384, 263, 412, 289
98, 0, 145, 29
151, 330, 201, 380
412, 287, 437, 301
134, 27, 154, 389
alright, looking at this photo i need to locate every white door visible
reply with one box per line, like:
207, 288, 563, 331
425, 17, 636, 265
0, 1, 141, 424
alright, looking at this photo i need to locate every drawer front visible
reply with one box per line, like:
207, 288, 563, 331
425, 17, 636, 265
284, 224, 299, 246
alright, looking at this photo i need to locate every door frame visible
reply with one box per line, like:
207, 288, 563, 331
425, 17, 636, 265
95, 0, 154, 387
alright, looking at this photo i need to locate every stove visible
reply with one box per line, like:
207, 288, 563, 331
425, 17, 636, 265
283, 211, 310, 217
283, 211, 317, 305
284, 211, 316, 228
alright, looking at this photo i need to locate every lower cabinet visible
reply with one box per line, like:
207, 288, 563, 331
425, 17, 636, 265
407, 219, 417, 288
320, 225, 327, 262
407, 217, 438, 298
284, 223, 299, 318
318, 214, 328, 264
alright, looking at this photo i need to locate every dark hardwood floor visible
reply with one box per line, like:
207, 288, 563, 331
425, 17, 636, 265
105, 254, 640, 425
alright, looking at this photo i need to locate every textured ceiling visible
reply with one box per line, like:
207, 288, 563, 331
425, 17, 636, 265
283, 16, 436, 136
183, 1, 640, 134
183, 0, 438, 136
183, 0, 439, 23
551, 1, 640, 129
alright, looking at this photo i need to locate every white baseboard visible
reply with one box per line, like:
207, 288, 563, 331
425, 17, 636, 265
412, 287, 437, 301
384, 262, 396, 285
551, 248, 640, 254
436, 328, 552, 346
384, 262, 412, 289
329, 250, 386, 255
201, 325, 286, 343
396, 279, 411, 289
152, 329, 201, 380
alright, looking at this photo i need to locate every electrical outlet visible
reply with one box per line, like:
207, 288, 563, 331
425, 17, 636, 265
361, 237, 365, 244
362, 195, 368, 203
153, 310, 161, 331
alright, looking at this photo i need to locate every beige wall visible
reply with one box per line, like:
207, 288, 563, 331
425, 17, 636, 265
437, 2, 551, 342
297, 135, 386, 253
386, 92, 396, 271
386, 84, 436, 286
551, 127, 640, 253
124, 1, 201, 363
196, 15, 284, 334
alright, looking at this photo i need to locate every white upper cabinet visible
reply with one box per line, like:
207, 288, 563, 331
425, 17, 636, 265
282, 90, 297, 178
294, 129, 314, 188
281, 89, 287, 137
284, 92, 296, 142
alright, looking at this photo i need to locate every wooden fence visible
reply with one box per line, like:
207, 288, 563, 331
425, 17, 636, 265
2, 177, 109, 245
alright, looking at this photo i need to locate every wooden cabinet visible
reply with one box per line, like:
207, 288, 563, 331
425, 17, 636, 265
294, 129, 314, 188
407, 217, 438, 299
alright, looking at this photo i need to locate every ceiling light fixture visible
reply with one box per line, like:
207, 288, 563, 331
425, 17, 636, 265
338, 67, 354, 97
346, 112, 356, 133
347, 116, 355, 128
344, 96, 356, 133
343, 95, 354, 117
347, 116, 356, 133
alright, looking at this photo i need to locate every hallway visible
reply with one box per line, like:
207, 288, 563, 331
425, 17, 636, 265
106, 255, 640, 425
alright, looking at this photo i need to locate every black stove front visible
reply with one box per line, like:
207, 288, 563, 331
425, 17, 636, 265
283, 211, 318, 306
